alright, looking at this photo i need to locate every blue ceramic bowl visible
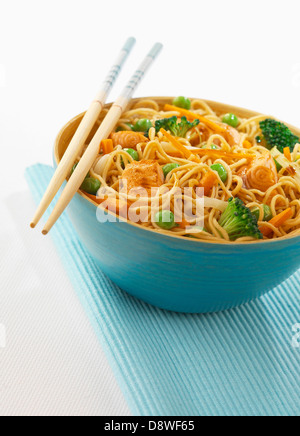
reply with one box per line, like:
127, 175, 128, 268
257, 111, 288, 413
54, 97, 300, 313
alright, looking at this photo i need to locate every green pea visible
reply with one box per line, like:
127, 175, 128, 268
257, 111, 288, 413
274, 158, 282, 172
80, 177, 101, 195
210, 163, 228, 183
133, 119, 153, 132
172, 96, 191, 110
71, 163, 78, 175
202, 143, 218, 150
121, 148, 139, 169
116, 123, 135, 132
155, 210, 176, 230
222, 113, 239, 128
71, 163, 90, 179
124, 148, 139, 161
251, 205, 273, 222
163, 163, 180, 178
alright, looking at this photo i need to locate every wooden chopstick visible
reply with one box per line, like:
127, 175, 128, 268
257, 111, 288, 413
42, 43, 163, 235
30, 37, 136, 229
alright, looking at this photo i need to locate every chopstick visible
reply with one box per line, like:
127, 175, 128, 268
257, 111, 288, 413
42, 42, 163, 235
30, 37, 136, 229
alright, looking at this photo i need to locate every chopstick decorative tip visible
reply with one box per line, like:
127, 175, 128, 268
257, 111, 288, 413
122, 37, 136, 52
148, 42, 163, 59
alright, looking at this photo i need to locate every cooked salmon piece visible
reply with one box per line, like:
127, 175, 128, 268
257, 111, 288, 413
223, 125, 241, 146
111, 131, 148, 149
238, 153, 278, 192
121, 160, 164, 195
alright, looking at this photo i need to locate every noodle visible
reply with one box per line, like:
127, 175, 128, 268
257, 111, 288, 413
77, 98, 300, 243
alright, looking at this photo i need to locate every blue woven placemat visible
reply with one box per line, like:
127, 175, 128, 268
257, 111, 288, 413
25, 164, 300, 416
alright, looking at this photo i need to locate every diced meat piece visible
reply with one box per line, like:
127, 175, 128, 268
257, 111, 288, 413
223, 125, 241, 146
121, 160, 164, 196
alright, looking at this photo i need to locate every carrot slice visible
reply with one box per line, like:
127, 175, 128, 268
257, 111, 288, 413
177, 218, 192, 229
165, 104, 255, 150
260, 208, 293, 237
190, 149, 254, 161
283, 147, 292, 162
160, 125, 255, 164
160, 129, 255, 159
83, 193, 107, 205
243, 140, 253, 149
101, 139, 114, 155
161, 128, 253, 162
160, 128, 192, 159
199, 171, 219, 196
164, 104, 256, 152
164, 104, 228, 134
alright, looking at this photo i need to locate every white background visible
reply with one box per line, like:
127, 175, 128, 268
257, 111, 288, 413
0, 0, 300, 416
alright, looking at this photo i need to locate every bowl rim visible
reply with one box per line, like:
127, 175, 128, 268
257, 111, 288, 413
54, 96, 300, 246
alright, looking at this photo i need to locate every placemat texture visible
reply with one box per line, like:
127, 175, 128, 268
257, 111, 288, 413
25, 164, 300, 416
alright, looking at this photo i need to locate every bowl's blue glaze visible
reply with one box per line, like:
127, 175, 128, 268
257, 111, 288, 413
54, 100, 300, 313
64, 190, 300, 313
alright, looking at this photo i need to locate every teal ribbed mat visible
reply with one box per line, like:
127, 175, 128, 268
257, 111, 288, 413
25, 164, 300, 416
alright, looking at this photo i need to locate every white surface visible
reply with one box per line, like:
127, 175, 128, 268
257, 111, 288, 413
1, 0, 300, 416
0, 192, 131, 416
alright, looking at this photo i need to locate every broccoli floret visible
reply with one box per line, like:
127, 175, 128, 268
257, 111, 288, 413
258, 118, 299, 153
218, 197, 263, 241
152, 116, 200, 138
